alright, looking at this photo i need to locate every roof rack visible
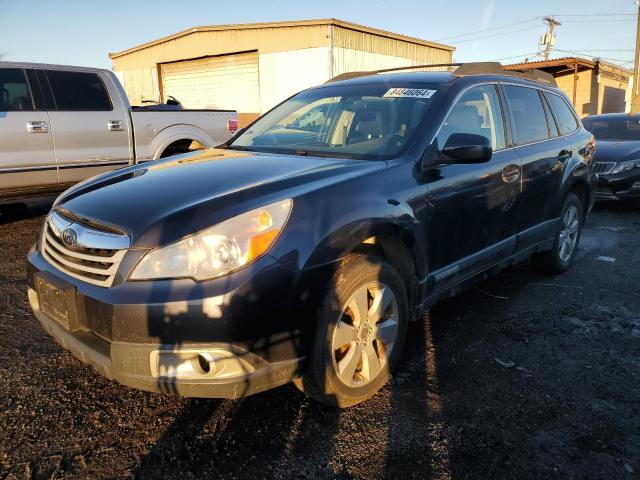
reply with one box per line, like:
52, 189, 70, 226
326, 62, 557, 87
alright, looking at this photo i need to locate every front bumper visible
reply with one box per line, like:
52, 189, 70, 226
27, 249, 308, 398
596, 171, 640, 200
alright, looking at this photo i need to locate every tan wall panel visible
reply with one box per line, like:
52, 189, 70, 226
121, 68, 158, 105
332, 26, 453, 65
555, 70, 596, 117
113, 25, 329, 70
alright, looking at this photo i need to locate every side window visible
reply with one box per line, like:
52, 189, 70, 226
437, 85, 506, 151
504, 85, 550, 145
46, 71, 112, 111
545, 92, 579, 136
0, 68, 33, 111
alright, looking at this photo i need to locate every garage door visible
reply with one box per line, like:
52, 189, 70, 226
160, 51, 260, 115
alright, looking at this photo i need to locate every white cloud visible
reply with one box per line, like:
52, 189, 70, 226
481, 0, 495, 29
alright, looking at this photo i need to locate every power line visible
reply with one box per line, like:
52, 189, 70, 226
447, 25, 543, 45
560, 19, 635, 23
552, 13, 635, 17
554, 48, 634, 65
436, 18, 539, 41
491, 52, 542, 62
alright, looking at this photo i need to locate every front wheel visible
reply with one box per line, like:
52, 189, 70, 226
533, 192, 583, 273
294, 255, 409, 408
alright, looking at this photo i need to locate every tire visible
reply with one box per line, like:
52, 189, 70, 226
294, 254, 409, 408
533, 192, 583, 273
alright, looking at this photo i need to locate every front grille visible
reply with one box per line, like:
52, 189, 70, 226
41, 211, 129, 288
594, 162, 615, 174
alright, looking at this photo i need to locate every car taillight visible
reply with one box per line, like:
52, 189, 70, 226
227, 119, 239, 135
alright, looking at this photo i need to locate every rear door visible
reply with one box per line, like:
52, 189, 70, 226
0, 67, 57, 195
503, 84, 568, 245
425, 84, 521, 290
42, 69, 131, 186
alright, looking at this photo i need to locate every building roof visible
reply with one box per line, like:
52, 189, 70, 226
108, 18, 455, 59
505, 57, 631, 77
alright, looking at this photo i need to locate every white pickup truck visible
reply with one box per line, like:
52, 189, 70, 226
0, 61, 238, 206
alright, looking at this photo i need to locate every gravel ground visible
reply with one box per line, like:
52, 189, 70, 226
0, 201, 639, 480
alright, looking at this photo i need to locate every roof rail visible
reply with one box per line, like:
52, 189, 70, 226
325, 62, 557, 87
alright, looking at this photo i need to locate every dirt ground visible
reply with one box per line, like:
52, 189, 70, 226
0, 201, 638, 480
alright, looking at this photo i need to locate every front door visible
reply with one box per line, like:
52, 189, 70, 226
0, 67, 57, 196
42, 69, 131, 187
424, 84, 520, 292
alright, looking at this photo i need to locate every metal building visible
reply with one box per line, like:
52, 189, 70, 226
505, 58, 632, 117
109, 19, 454, 125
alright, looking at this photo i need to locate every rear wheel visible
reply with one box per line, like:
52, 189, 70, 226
294, 255, 409, 408
533, 192, 583, 273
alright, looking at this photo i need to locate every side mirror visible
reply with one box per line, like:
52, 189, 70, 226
442, 133, 492, 164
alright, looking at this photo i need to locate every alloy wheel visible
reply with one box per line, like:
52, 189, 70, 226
331, 282, 399, 387
559, 204, 580, 262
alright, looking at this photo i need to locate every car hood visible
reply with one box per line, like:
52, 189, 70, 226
56, 148, 382, 248
593, 140, 640, 163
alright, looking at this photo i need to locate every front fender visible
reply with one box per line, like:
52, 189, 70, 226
274, 200, 427, 279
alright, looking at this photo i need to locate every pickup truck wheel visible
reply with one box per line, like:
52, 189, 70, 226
294, 255, 408, 408
533, 192, 583, 273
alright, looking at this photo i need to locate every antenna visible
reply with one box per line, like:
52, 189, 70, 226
540, 16, 561, 61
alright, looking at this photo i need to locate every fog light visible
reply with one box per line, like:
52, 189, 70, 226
150, 348, 254, 379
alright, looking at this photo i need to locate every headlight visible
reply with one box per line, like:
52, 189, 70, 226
130, 199, 292, 281
610, 159, 640, 174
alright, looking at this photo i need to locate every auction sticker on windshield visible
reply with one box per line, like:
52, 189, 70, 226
383, 88, 437, 99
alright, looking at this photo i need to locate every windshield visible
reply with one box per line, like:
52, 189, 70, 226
229, 84, 441, 160
583, 117, 640, 141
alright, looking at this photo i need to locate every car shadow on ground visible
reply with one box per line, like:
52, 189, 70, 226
131, 257, 544, 478
0, 201, 52, 225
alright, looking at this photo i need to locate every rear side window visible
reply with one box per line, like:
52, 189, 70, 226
437, 84, 506, 150
504, 85, 550, 145
0, 68, 33, 111
46, 71, 112, 111
545, 93, 579, 136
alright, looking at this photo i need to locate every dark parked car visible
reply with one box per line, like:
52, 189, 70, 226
583, 113, 640, 200
27, 63, 596, 407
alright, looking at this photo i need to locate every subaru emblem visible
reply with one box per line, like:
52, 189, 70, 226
62, 227, 78, 247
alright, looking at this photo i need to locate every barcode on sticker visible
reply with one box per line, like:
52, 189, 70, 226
383, 88, 437, 99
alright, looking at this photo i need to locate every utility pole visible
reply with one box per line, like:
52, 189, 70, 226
540, 16, 561, 61
631, 1, 640, 113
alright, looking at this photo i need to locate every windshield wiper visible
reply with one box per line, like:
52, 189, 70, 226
296, 148, 308, 156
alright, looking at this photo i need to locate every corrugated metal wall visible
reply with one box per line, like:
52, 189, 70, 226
331, 25, 453, 77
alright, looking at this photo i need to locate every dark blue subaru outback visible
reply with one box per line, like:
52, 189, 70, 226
27, 63, 596, 407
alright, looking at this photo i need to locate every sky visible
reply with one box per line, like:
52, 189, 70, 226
0, 0, 637, 70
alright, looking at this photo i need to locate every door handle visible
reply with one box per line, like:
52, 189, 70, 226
26, 121, 48, 134
501, 164, 521, 184
558, 149, 572, 161
107, 120, 125, 131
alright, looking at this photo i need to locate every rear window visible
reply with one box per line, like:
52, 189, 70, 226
504, 85, 550, 145
582, 116, 640, 141
0, 68, 33, 111
546, 93, 579, 136
46, 71, 112, 111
